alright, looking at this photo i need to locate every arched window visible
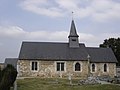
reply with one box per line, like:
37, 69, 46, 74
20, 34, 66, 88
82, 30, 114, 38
92, 64, 95, 72
104, 64, 107, 72
75, 62, 81, 71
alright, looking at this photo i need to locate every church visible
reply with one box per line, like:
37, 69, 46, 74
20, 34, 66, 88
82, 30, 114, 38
16, 20, 117, 78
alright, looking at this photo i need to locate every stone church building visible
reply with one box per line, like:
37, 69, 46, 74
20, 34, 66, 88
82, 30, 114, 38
9, 20, 118, 78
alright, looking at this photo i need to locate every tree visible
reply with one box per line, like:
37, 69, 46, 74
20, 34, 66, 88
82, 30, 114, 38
0, 67, 2, 82
100, 38, 120, 66
0, 64, 17, 90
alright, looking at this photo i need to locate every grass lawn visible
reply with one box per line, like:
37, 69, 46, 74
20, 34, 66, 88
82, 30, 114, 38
17, 78, 120, 90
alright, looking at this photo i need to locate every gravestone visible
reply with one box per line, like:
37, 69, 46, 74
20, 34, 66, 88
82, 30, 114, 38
68, 73, 72, 85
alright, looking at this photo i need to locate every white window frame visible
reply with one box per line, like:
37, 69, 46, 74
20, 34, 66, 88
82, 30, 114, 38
55, 61, 66, 72
30, 61, 39, 72
90, 63, 96, 73
73, 61, 82, 72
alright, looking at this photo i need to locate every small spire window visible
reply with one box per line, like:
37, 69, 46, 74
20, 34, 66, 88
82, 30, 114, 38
72, 39, 76, 41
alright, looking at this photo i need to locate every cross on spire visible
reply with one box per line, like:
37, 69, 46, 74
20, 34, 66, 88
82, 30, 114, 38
72, 11, 74, 20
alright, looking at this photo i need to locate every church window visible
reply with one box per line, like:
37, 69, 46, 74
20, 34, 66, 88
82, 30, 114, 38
104, 64, 107, 72
75, 62, 81, 71
92, 63, 95, 72
56, 62, 65, 71
31, 61, 38, 71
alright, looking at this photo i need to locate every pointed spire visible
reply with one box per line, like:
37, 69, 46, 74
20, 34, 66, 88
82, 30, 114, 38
68, 20, 79, 38
68, 20, 79, 48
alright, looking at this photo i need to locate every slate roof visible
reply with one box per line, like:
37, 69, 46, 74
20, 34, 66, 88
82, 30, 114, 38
19, 42, 117, 63
19, 42, 88, 61
4, 58, 18, 69
87, 47, 118, 63
18, 20, 117, 63
68, 20, 79, 38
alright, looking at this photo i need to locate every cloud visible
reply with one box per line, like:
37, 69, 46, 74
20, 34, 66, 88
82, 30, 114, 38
20, 0, 120, 22
20, 0, 64, 17
0, 26, 26, 39
0, 25, 120, 62
0, 25, 119, 46
0, 26, 68, 42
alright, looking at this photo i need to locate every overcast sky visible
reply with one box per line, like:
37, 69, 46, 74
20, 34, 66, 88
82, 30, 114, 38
0, 0, 120, 63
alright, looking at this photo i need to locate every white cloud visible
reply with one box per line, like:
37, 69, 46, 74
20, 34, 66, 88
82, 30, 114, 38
20, 0, 64, 17
0, 25, 120, 62
0, 25, 120, 46
102, 33, 120, 39
0, 26, 26, 39
0, 26, 68, 42
20, 0, 120, 22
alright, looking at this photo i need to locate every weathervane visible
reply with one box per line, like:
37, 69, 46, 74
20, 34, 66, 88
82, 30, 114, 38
72, 11, 74, 20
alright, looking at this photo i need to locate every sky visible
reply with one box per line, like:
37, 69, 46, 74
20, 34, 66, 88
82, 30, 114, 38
0, 0, 120, 63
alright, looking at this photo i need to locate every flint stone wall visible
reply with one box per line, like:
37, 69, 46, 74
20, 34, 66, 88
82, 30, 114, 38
18, 60, 116, 78
90, 63, 116, 78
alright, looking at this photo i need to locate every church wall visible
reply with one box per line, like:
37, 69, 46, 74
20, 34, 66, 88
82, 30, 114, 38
18, 60, 88, 78
90, 63, 116, 78
63, 61, 88, 79
18, 60, 116, 78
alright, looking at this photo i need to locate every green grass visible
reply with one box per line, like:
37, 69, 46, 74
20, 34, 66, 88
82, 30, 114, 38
17, 78, 120, 90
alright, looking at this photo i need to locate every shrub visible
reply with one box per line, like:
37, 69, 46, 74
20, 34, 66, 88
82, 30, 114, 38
0, 64, 17, 90
0, 67, 2, 82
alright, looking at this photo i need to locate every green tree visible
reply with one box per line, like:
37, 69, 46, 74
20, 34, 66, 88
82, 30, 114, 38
0, 67, 2, 83
100, 38, 120, 66
0, 64, 17, 90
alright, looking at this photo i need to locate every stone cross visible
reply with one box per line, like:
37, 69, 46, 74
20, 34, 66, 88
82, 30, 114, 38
68, 73, 72, 85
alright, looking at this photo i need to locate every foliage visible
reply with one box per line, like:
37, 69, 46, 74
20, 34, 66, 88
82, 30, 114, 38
0, 67, 2, 82
17, 78, 120, 90
100, 38, 120, 66
0, 64, 17, 90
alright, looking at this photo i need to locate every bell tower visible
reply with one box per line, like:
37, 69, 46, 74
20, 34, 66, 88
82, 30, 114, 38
68, 20, 79, 48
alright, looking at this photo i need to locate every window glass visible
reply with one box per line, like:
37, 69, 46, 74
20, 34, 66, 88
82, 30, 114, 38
104, 64, 107, 72
57, 63, 60, 71
31, 61, 38, 71
75, 62, 81, 71
72, 39, 76, 41
35, 62, 38, 70
61, 63, 64, 71
32, 62, 34, 70
56, 62, 64, 71
92, 64, 95, 72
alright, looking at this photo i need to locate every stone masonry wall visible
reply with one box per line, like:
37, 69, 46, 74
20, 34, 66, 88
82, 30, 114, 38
90, 63, 116, 78
18, 60, 116, 78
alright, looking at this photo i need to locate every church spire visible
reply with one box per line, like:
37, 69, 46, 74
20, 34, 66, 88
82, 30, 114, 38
68, 20, 79, 38
68, 20, 79, 48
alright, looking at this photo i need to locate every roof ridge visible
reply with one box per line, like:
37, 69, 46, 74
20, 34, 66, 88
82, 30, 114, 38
87, 47, 111, 49
23, 41, 68, 44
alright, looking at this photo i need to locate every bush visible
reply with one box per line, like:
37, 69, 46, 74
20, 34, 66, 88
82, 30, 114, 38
0, 67, 2, 82
0, 64, 17, 90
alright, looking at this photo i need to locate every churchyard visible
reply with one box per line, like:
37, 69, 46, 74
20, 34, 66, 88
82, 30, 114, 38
13, 78, 120, 90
